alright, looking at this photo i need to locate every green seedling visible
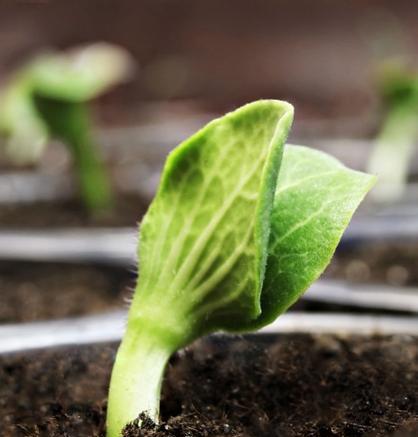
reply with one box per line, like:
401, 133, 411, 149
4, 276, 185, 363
0, 43, 134, 212
368, 62, 418, 201
106, 100, 375, 437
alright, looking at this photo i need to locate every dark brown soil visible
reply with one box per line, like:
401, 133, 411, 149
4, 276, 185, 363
327, 243, 418, 287
1, 334, 417, 437
0, 193, 147, 228
0, 261, 134, 323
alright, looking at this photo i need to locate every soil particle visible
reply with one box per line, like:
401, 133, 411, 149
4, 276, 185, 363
0, 193, 147, 228
1, 335, 417, 437
0, 262, 134, 323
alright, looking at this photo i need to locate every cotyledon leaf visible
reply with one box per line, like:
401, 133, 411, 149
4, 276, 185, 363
29, 43, 134, 102
247, 144, 376, 329
129, 100, 294, 342
107, 101, 294, 436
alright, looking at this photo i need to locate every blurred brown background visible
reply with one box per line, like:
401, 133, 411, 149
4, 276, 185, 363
1, 0, 418, 137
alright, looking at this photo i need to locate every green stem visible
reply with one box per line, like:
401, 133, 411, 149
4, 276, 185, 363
33, 95, 113, 212
106, 324, 173, 437
368, 102, 418, 201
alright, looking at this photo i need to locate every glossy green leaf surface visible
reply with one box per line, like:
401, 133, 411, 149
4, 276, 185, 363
251, 145, 376, 328
129, 100, 294, 341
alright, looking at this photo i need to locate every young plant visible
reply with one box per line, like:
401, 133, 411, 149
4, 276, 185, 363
0, 43, 134, 212
368, 62, 418, 201
106, 100, 375, 437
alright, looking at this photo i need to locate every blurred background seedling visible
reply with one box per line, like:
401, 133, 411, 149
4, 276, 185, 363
368, 60, 418, 201
0, 42, 135, 213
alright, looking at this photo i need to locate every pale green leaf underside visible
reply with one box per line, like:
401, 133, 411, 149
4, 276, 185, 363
131, 100, 293, 341
248, 145, 376, 329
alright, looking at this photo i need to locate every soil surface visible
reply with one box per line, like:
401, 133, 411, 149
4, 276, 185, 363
327, 243, 418, 287
1, 334, 417, 436
0, 262, 134, 323
0, 193, 148, 228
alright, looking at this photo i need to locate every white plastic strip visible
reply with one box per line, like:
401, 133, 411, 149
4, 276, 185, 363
0, 311, 127, 354
0, 228, 137, 265
261, 313, 418, 336
306, 280, 418, 313
0, 312, 417, 355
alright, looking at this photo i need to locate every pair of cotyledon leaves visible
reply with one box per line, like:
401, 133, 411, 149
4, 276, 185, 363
130, 100, 375, 344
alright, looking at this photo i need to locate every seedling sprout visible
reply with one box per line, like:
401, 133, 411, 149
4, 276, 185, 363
0, 43, 134, 212
368, 61, 418, 201
106, 100, 375, 436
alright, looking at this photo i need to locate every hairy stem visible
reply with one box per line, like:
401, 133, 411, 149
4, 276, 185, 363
106, 325, 173, 437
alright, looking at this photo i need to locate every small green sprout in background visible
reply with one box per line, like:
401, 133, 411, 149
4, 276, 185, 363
0, 43, 135, 212
106, 100, 375, 437
368, 61, 418, 201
